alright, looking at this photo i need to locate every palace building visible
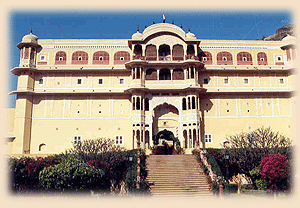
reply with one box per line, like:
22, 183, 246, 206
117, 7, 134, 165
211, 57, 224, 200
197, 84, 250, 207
7, 21, 296, 155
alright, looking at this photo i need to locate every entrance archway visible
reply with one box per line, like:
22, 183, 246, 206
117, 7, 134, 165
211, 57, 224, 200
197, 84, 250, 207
154, 129, 175, 155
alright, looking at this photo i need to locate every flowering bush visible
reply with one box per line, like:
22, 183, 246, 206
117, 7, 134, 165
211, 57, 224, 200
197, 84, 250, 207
9, 156, 59, 192
259, 154, 290, 192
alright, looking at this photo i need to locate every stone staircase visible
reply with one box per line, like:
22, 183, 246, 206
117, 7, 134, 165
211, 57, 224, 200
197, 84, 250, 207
146, 154, 215, 197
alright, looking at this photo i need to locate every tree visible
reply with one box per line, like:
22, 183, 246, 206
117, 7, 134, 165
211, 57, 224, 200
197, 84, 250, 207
225, 127, 292, 174
65, 137, 125, 161
260, 154, 290, 192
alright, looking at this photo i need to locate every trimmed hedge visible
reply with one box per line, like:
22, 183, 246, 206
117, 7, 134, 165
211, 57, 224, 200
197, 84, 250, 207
39, 157, 105, 191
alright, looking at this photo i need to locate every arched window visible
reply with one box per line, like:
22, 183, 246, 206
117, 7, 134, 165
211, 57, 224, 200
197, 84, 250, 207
145, 45, 157, 61
145, 98, 149, 111
159, 69, 171, 80
114, 51, 130, 64
159, 44, 171, 60
257, 52, 268, 65
72, 51, 88, 64
201, 51, 213, 65
217, 51, 233, 65
133, 44, 142, 58
55, 51, 67, 65
183, 130, 188, 148
39, 143, 46, 152
182, 98, 187, 110
145, 68, 157, 80
132, 97, 135, 110
188, 97, 191, 109
172, 44, 184, 60
93, 51, 109, 65
136, 97, 140, 110
237, 52, 253, 65
187, 45, 195, 57
192, 97, 196, 109
173, 68, 184, 80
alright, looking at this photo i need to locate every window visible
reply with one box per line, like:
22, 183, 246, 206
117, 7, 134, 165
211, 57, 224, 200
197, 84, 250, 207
279, 78, 285, 84
73, 136, 81, 145
59, 57, 63, 61
224, 78, 229, 84
78, 56, 82, 61
119, 78, 125, 85
115, 135, 123, 145
222, 57, 227, 61
98, 78, 103, 85
120, 57, 124, 61
205, 134, 212, 143
40, 55, 46, 61
242, 57, 247, 61
38, 78, 43, 85
203, 57, 207, 61
277, 56, 282, 61
244, 78, 249, 84
260, 58, 264, 62
99, 56, 103, 61
203, 78, 209, 84
77, 78, 82, 85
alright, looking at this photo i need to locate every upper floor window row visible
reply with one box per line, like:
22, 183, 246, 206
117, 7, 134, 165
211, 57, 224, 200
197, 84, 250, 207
201, 51, 276, 66
53, 51, 130, 65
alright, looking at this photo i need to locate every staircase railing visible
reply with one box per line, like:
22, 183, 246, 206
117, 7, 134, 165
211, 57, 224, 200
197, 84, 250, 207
199, 149, 216, 181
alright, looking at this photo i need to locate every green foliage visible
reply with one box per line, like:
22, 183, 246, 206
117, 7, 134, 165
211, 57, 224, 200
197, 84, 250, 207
205, 152, 223, 177
39, 157, 104, 191
224, 183, 238, 194
225, 127, 293, 174
256, 179, 267, 190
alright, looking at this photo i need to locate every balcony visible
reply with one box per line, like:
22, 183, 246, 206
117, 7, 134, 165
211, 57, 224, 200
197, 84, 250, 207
133, 55, 194, 62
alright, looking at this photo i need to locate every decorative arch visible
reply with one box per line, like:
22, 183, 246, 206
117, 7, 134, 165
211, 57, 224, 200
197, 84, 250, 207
39, 143, 46, 152
114, 51, 130, 64
133, 44, 142, 59
159, 69, 171, 80
72, 51, 88, 64
93, 51, 109, 65
55, 51, 67, 65
145, 68, 157, 80
217, 51, 233, 65
172, 44, 184, 61
237, 52, 253, 65
173, 68, 184, 80
201, 51, 213, 65
145, 44, 157, 61
257, 52, 268, 65
159, 44, 171, 60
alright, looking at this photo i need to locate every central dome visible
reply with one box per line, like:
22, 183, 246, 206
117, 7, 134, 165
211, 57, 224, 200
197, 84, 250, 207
142, 23, 188, 41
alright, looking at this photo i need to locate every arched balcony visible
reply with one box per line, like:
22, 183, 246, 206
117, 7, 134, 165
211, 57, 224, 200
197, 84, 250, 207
159, 44, 171, 61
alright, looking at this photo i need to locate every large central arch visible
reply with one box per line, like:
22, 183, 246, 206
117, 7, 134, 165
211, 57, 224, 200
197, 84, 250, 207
152, 103, 179, 141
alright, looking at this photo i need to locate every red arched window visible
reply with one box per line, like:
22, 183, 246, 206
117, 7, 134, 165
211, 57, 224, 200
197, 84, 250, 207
257, 52, 268, 65
217, 52, 233, 65
145, 45, 157, 61
237, 52, 253, 65
93, 51, 109, 65
55, 51, 67, 65
114, 51, 130, 64
201, 51, 213, 65
172, 44, 184, 61
72, 51, 88, 64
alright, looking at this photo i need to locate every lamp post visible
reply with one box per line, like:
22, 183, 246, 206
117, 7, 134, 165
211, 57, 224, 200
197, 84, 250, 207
224, 149, 230, 181
128, 155, 133, 194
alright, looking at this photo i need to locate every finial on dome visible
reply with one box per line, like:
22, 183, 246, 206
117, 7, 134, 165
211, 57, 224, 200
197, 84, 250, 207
137, 25, 139, 32
145, 24, 147, 29
30, 28, 33, 34
188, 28, 191, 32
153, 20, 155, 24
180, 24, 182, 28
172, 20, 174, 24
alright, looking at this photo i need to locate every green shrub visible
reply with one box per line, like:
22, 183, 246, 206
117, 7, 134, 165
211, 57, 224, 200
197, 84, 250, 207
39, 157, 104, 191
206, 153, 223, 177
256, 179, 267, 190
224, 183, 238, 194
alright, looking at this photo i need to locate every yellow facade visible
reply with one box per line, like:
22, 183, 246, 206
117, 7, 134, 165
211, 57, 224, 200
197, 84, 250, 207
7, 22, 296, 155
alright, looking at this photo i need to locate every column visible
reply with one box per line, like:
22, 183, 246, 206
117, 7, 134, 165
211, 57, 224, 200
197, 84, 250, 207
170, 69, 173, 81
157, 69, 160, 81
